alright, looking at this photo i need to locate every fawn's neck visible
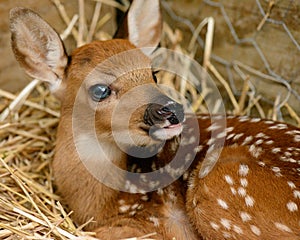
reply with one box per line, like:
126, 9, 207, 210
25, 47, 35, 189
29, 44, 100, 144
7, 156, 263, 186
53, 119, 130, 226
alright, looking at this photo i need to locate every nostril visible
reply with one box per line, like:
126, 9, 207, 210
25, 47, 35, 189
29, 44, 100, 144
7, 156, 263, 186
160, 102, 184, 124
167, 114, 180, 125
158, 106, 173, 117
143, 102, 185, 127
160, 106, 171, 114
165, 102, 185, 122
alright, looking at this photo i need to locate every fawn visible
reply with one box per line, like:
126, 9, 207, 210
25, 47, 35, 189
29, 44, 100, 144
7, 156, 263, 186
10, 0, 300, 239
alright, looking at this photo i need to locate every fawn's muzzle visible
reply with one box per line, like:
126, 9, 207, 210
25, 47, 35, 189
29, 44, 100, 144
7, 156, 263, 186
143, 101, 185, 127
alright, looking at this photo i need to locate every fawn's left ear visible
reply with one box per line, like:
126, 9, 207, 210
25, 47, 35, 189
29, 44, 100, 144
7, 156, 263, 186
115, 0, 162, 55
10, 7, 68, 92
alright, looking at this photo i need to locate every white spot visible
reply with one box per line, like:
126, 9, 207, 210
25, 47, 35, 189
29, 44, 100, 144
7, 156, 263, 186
189, 136, 196, 144
271, 166, 281, 173
188, 128, 195, 134
131, 203, 139, 210
255, 132, 267, 138
269, 123, 288, 130
265, 120, 274, 124
230, 187, 237, 195
223, 232, 231, 238
226, 133, 236, 140
225, 127, 234, 133
239, 164, 249, 177
207, 144, 216, 154
240, 211, 252, 222
284, 151, 292, 157
249, 144, 256, 153
293, 190, 300, 199
118, 199, 126, 205
183, 171, 189, 181
265, 140, 274, 145
287, 181, 296, 189
149, 216, 160, 227
141, 195, 149, 201
207, 138, 215, 146
239, 116, 250, 122
249, 145, 262, 158
210, 221, 220, 231
200, 115, 210, 119
254, 139, 264, 145
194, 145, 204, 153
245, 195, 255, 207
294, 135, 300, 142
157, 188, 164, 195
125, 181, 139, 193
277, 123, 288, 129
137, 204, 143, 210
168, 190, 177, 201
287, 158, 297, 163
238, 187, 247, 197
233, 225, 243, 235
207, 123, 221, 131
258, 161, 265, 167
240, 178, 248, 187
274, 222, 293, 233
286, 130, 300, 135
129, 210, 136, 216
185, 153, 193, 163
271, 148, 281, 154
233, 133, 244, 141
216, 131, 227, 139
241, 136, 253, 145
250, 118, 261, 123
220, 218, 231, 230
285, 130, 300, 135
250, 225, 261, 236
224, 175, 234, 185
119, 205, 131, 213
287, 201, 298, 212
217, 199, 229, 209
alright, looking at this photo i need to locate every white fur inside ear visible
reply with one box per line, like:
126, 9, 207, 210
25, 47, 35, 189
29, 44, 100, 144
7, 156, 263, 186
127, 0, 161, 54
46, 41, 63, 69
10, 8, 68, 92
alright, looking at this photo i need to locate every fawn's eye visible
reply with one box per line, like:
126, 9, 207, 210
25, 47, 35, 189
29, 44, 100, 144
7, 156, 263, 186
89, 84, 111, 102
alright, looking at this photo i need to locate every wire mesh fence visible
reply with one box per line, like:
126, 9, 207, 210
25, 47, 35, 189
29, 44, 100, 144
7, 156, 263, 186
162, 0, 300, 123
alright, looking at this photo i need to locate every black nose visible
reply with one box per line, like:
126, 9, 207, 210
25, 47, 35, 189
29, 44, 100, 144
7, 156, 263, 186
144, 101, 184, 126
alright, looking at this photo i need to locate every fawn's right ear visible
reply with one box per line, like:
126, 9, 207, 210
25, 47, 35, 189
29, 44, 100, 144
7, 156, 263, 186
10, 7, 68, 92
115, 0, 162, 55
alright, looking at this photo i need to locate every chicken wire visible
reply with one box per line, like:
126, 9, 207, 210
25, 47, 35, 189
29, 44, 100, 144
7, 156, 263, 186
162, 0, 300, 120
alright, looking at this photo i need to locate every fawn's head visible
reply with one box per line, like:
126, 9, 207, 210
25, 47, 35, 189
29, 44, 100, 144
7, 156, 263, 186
9, 0, 185, 151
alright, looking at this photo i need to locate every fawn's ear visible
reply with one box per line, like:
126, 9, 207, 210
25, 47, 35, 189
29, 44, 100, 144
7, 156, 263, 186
115, 0, 162, 55
10, 7, 68, 92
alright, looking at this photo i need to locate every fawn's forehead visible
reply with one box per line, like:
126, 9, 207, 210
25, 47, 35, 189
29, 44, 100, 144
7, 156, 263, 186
67, 39, 153, 86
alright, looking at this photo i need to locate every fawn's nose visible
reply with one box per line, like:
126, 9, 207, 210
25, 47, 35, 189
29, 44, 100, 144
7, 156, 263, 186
144, 101, 185, 126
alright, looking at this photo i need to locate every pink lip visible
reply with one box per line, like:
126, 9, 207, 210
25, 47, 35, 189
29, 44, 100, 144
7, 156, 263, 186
164, 123, 182, 129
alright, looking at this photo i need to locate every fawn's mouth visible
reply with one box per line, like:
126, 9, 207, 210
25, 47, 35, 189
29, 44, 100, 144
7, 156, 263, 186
141, 121, 184, 141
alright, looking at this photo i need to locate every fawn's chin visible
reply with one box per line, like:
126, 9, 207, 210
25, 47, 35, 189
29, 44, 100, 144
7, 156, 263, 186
149, 123, 183, 141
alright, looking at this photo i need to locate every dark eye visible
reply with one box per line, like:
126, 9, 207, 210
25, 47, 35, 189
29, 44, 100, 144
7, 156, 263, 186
89, 84, 111, 102
152, 70, 159, 83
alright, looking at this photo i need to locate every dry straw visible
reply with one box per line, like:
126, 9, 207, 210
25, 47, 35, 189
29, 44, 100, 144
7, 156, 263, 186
0, 0, 299, 239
